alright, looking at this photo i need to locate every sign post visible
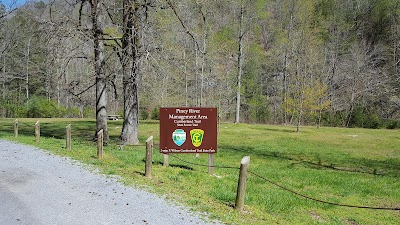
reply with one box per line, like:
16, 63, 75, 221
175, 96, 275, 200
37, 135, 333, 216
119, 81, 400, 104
160, 107, 217, 154
145, 136, 153, 178
35, 121, 40, 143
14, 119, 18, 138
97, 129, 104, 160
66, 124, 71, 151
235, 156, 250, 212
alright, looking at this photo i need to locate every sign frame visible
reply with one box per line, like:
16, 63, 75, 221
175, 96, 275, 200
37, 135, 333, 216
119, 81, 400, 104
159, 107, 217, 154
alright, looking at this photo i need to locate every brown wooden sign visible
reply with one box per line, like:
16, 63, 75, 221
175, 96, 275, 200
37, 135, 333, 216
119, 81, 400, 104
160, 107, 217, 154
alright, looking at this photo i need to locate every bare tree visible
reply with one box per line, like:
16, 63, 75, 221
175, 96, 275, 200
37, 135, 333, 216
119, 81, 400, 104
76, 0, 109, 141
92, 0, 108, 140
119, 0, 140, 145
234, 1, 245, 124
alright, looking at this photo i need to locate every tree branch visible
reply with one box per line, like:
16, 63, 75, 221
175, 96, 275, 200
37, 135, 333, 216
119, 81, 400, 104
165, 0, 203, 54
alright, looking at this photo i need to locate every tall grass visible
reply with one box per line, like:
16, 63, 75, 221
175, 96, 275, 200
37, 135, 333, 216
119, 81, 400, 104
0, 118, 399, 224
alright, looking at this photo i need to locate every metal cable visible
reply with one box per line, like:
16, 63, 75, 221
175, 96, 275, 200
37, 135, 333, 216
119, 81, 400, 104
248, 171, 400, 211
166, 154, 400, 211
168, 154, 239, 170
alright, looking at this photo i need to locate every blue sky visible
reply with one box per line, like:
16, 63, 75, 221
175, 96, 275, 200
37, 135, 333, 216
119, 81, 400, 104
1, 0, 28, 9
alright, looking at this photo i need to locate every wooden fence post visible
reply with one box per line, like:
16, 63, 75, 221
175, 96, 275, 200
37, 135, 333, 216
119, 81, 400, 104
163, 154, 169, 167
235, 156, 250, 212
145, 136, 153, 178
14, 119, 18, 138
66, 124, 71, 151
208, 153, 215, 175
97, 129, 103, 160
35, 121, 40, 143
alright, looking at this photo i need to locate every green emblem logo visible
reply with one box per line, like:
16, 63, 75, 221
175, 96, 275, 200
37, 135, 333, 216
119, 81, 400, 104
190, 129, 204, 147
172, 129, 186, 146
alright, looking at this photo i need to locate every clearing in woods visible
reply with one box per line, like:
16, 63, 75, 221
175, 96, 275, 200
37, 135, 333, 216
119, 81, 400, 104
0, 118, 399, 225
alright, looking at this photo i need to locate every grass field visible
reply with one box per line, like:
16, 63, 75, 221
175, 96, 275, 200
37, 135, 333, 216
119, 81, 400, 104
0, 118, 399, 224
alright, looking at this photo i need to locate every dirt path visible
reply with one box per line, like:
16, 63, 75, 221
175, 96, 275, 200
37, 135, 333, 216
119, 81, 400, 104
0, 140, 222, 225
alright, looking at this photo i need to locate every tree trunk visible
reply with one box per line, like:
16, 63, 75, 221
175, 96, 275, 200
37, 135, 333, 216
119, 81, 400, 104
184, 50, 188, 106
235, 4, 245, 124
283, 9, 294, 124
297, 88, 303, 133
2, 57, 5, 101
25, 37, 31, 100
317, 109, 322, 129
200, 38, 206, 107
296, 112, 301, 133
91, 0, 109, 141
120, 0, 139, 145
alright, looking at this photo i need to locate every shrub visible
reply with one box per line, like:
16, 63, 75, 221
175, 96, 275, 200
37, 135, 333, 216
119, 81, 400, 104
151, 108, 160, 120
0, 99, 20, 118
386, 120, 400, 129
349, 107, 368, 128
65, 107, 81, 118
320, 111, 346, 127
19, 96, 64, 118
83, 107, 95, 118
140, 108, 149, 120
365, 113, 383, 129
347, 107, 386, 129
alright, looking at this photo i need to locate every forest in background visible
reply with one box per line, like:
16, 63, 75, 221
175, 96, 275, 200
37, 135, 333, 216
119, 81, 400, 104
1, 0, 400, 129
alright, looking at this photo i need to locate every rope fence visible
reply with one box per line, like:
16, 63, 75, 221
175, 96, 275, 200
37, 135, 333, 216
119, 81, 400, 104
167, 153, 400, 211
168, 154, 238, 170
9, 121, 400, 211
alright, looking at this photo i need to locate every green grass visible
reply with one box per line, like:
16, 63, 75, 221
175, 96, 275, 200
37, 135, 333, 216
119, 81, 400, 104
0, 118, 399, 224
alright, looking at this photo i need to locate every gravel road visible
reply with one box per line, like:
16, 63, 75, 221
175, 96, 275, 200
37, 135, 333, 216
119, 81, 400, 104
0, 140, 222, 225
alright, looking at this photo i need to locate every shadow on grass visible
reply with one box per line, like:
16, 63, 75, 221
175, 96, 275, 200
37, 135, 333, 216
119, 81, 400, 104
220, 144, 400, 177
154, 161, 194, 170
133, 171, 145, 176
3, 121, 97, 141
249, 126, 298, 133
0, 120, 128, 148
